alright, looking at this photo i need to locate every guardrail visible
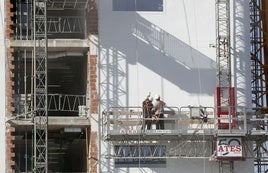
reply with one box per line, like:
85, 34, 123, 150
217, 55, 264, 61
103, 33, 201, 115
103, 106, 215, 138
48, 94, 86, 112
103, 106, 268, 139
14, 94, 86, 114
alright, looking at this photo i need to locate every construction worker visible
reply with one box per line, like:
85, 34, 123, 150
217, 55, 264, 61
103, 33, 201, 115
152, 94, 166, 129
142, 95, 154, 130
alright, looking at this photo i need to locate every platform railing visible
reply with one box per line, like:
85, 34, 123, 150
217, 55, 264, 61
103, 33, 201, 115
215, 106, 268, 136
48, 94, 86, 112
103, 106, 216, 138
214, 106, 248, 136
14, 94, 86, 114
103, 106, 268, 139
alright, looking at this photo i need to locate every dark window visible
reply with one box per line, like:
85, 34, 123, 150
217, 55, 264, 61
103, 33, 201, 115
113, 0, 163, 11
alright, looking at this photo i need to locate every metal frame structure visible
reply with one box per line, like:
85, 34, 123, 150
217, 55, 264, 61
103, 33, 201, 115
111, 139, 214, 160
14, 0, 32, 40
103, 106, 216, 161
216, 0, 231, 88
102, 106, 268, 162
250, 0, 268, 172
13, 0, 88, 40
250, 0, 268, 110
47, 16, 85, 34
11, 0, 90, 172
47, 94, 86, 112
33, 0, 48, 172
215, 0, 236, 172
15, 94, 86, 113
10, 0, 268, 172
46, 0, 89, 9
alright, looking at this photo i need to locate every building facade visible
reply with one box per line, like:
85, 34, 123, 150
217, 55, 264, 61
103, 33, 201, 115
1, 0, 268, 173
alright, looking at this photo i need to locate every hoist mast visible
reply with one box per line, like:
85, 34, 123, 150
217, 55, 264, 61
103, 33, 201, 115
215, 0, 235, 130
215, 0, 235, 172
33, 0, 48, 172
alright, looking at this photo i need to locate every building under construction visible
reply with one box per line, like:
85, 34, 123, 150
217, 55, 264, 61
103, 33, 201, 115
0, 0, 267, 173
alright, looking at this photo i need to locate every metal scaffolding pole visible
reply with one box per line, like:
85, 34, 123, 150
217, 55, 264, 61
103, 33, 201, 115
215, 0, 235, 130
250, 0, 268, 110
216, 0, 231, 88
215, 1, 234, 173
250, 0, 268, 172
33, 0, 48, 172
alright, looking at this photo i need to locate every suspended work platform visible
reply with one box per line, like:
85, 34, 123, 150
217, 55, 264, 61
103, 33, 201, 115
102, 106, 268, 161
103, 106, 268, 141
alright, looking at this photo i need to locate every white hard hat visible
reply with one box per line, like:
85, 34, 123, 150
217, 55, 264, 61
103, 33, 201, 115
154, 94, 160, 100
149, 96, 153, 101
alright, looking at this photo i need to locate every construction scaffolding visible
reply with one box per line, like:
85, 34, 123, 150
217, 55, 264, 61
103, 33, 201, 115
250, 0, 268, 172
33, 0, 48, 172
102, 106, 267, 161
9, 0, 90, 172
215, 0, 234, 172
5, 0, 268, 172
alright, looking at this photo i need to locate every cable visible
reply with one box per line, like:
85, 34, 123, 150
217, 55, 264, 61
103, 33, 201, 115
183, 1, 207, 172
191, 1, 206, 171
135, 0, 140, 106
182, 0, 202, 106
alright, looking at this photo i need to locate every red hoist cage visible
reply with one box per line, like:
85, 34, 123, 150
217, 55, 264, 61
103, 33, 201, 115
215, 0, 236, 130
215, 87, 236, 129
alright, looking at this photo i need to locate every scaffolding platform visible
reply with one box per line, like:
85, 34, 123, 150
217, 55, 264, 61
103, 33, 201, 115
103, 106, 268, 141
8, 116, 90, 131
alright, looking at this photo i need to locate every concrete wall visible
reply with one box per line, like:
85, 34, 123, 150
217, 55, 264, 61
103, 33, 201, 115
98, 0, 252, 109
231, 0, 251, 107
99, 0, 217, 109
97, 0, 252, 173
0, 0, 6, 172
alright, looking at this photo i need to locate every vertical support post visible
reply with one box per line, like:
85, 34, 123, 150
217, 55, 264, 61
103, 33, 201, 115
215, 0, 235, 129
33, 0, 48, 172
215, 0, 234, 129
215, 1, 236, 170
250, 0, 268, 172
215, 0, 231, 88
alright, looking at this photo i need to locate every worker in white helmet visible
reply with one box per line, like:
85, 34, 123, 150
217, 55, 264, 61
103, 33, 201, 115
142, 94, 154, 130
152, 94, 166, 129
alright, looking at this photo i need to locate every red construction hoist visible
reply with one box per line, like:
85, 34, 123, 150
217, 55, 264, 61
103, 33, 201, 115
215, 87, 236, 129
215, 0, 236, 130
215, 1, 238, 172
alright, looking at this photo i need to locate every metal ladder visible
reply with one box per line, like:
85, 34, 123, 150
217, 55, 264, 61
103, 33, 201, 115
219, 161, 234, 173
